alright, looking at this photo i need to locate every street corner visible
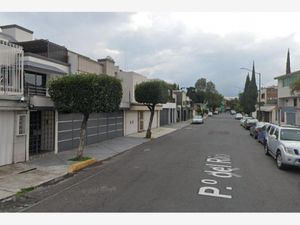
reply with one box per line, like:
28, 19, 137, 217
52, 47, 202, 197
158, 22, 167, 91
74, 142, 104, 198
67, 158, 97, 173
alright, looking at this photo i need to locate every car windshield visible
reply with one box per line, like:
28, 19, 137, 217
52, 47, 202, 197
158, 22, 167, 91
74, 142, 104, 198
194, 116, 202, 119
280, 129, 300, 141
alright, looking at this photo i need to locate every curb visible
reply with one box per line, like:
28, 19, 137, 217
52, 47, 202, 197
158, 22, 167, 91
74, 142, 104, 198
67, 158, 97, 173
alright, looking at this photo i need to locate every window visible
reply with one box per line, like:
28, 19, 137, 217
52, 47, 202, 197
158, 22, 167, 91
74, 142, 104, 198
266, 125, 272, 132
17, 114, 26, 136
294, 98, 297, 107
274, 129, 279, 139
261, 93, 265, 99
281, 111, 285, 123
269, 126, 275, 135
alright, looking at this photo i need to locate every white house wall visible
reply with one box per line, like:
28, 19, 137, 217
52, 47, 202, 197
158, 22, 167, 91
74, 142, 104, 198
0, 110, 28, 166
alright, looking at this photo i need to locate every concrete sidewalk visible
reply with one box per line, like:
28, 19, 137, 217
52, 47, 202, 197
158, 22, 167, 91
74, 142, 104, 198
0, 120, 191, 201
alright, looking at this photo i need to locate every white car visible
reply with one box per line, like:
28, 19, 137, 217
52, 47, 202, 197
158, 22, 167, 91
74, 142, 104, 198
208, 112, 213, 117
240, 116, 252, 126
235, 113, 243, 120
264, 124, 300, 169
192, 115, 204, 124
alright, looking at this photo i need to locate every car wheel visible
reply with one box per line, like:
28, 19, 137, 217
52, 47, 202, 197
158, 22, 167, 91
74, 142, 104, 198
276, 152, 286, 170
264, 143, 270, 156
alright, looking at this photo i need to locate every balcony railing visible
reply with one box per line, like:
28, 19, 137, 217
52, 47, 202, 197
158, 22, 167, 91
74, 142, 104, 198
25, 85, 47, 96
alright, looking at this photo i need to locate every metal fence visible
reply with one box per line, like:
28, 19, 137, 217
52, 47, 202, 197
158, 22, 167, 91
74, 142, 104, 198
0, 40, 24, 96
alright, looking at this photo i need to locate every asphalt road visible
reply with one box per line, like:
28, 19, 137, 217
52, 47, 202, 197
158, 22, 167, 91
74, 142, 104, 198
5, 113, 300, 212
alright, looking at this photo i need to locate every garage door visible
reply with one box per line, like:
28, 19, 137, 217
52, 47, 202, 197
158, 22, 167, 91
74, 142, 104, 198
58, 111, 123, 151
287, 112, 296, 125
160, 109, 169, 126
0, 111, 14, 166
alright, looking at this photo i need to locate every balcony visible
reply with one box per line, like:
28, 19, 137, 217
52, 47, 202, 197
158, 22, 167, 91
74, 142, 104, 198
25, 84, 47, 96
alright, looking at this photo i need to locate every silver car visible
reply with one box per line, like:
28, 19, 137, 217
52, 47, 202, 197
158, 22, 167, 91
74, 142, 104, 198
264, 124, 300, 169
192, 115, 204, 124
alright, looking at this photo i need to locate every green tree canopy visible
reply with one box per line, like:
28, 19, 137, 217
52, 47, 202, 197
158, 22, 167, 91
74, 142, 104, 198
48, 74, 122, 158
135, 80, 169, 138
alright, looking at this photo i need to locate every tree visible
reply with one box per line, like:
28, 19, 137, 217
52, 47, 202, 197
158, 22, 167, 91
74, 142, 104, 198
248, 64, 258, 113
241, 74, 251, 113
207, 92, 223, 111
195, 78, 207, 92
206, 81, 217, 93
135, 80, 169, 138
290, 78, 300, 94
48, 74, 122, 159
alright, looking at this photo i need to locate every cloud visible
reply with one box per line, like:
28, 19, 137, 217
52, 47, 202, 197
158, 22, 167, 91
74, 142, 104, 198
2, 12, 300, 97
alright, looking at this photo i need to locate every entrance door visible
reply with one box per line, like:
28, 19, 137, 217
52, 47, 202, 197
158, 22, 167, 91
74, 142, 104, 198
29, 111, 42, 154
138, 111, 144, 132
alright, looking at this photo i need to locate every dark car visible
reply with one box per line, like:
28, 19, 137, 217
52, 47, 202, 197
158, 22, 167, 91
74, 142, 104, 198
244, 118, 258, 130
250, 122, 266, 139
257, 123, 271, 145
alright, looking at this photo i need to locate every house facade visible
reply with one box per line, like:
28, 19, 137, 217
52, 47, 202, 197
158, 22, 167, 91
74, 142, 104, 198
0, 27, 29, 166
257, 86, 278, 123
117, 71, 161, 135
173, 90, 193, 122
57, 52, 123, 152
275, 71, 300, 125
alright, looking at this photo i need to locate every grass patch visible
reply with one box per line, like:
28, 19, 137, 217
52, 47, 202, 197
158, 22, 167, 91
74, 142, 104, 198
68, 156, 92, 162
16, 187, 34, 198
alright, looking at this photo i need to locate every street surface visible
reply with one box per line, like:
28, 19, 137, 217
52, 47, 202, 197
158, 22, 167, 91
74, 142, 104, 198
2, 113, 300, 212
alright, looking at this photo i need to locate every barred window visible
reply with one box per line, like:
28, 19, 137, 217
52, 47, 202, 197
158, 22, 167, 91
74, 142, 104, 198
17, 114, 26, 136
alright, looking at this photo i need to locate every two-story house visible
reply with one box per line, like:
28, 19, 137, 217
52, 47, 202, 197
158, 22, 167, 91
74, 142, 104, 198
257, 86, 278, 123
274, 50, 300, 125
116, 71, 162, 135
173, 90, 193, 122
57, 51, 124, 151
0, 26, 29, 166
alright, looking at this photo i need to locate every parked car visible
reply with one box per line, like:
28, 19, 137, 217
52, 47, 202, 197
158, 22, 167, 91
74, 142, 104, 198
213, 110, 219, 115
208, 112, 213, 117
264, 124, 300, 169
192, 115, 204, 124
250, 122, 266, 139
244, 118, 258, 130
257, 123, 271, 145
230, 110, 236, 115
235, 113, 243, 120
240, 116, 252, 127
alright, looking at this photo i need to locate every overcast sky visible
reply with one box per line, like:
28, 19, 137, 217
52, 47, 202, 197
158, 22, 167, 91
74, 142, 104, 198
1, 12, 300, 96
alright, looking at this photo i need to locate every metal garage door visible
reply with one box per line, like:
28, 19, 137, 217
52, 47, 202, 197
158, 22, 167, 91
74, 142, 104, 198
0, 111, 14, 166
58, 111, 123, 151
160, 109, 169, 126
286, 112, 296, 125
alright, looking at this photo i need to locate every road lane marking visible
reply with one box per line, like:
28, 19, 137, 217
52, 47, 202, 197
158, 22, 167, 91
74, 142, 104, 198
198, 154, 241, 199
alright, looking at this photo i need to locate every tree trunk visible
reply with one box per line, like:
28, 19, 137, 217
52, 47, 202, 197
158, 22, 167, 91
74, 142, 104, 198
77, 113, 89, 158
146, 106, 155, 139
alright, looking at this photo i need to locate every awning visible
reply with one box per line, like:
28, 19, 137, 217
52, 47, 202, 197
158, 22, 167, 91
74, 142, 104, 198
24, 61, 67, 75
260, 105, 276, 112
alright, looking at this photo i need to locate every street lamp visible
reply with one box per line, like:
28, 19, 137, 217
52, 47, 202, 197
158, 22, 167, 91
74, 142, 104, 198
240, 67, 262, 120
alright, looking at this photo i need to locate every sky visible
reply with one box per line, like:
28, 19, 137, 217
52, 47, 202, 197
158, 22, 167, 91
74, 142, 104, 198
1, 12, 300, 97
